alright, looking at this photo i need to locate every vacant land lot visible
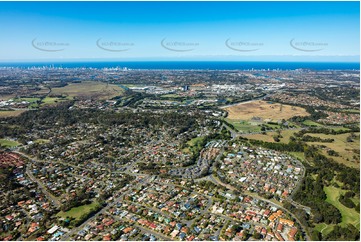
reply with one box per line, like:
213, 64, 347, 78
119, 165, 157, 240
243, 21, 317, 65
34, 139, 50, 144
0, 110, 26, 118
306, 132, 360, 169
57, 202, 100, 220
0, 139, 20, 148
183, 136, 207, 154
223, 100, 309, 121
51, 81, 125, 100
303, 120, 323, 127
224, 119, 262, 133
41, 96, 71, 106
324, 186, 360, 230
242, 129, 301, 143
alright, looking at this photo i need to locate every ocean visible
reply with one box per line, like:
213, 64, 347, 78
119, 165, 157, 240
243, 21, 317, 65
0, 61, 359, 70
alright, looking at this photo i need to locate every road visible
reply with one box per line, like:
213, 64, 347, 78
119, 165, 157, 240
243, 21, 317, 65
206, 173, 311, 240
60, 175, 152, 240
24, 161, 61, 208
108, 210, 172, 241
217, 111, 312, 240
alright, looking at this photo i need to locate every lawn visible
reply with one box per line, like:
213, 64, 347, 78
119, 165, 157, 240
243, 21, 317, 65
302, 120, 323, 127
0, 139, 20, 148
324, 186, 360, 230
223, 100, 309, 122
50, 81, 125, 100
306, 132, 360, 169
57, 202, 100, 220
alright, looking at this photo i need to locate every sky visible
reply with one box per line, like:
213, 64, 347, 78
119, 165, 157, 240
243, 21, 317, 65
0, 1, 359, 62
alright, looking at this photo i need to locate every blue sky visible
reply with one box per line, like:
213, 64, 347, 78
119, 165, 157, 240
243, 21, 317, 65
0, 1, 359, 62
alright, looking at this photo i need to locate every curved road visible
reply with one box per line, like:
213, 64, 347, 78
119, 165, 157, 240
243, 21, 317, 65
208, 173, 311, 240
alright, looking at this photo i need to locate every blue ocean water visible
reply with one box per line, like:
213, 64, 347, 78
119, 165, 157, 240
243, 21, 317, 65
0, 61, 359, 70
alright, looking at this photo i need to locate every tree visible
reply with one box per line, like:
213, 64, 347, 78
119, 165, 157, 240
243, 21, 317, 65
253, 232, 262, 240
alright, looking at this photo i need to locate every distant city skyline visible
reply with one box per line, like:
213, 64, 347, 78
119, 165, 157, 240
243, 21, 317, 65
0, 1, 359, 62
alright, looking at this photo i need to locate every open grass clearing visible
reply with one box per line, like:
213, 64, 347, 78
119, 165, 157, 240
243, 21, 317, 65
0, 94, 16, 101
160, 94, 181, 98
242, 129, 300, 143
303, 120, 323, 127
41, 96, 71, 106
224, 118, 262, 133
324, 186, 360, 230
34, 139, 50, 144
328, 126, 351, 132
223, 100, 309, 121
50, 81, 125, 100
0, 110, 26, 118
187, 136, 206, 146
0, 139, 20, 148
342, 109, 360, 114
57, 202, 100, 220
14, 97, 40, 103
288, 152, 306, 162
306, 132, 360, 169
314, 223, 335, 236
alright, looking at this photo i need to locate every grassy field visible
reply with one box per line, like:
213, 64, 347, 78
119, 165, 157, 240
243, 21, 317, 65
342, 109, 360, 114
0, 110, 26, 118
303, 120, 323, 127
41, 96, 71, 106
14, 97, 40, 103
223, 100, 309, 121
225, 119, 262, 133
0, 139, 20, 148
34, 139, 50, 144
12, 97, 41, 108
160, 94, 181, 98
183, 136, 207, 154
306, 132, 360, 169
288, 151, 306, 162
242, 129, 300, 143
57, 202, 100, 220
324, 186, 360, 230
34, 86, 51, 95
329, 126, 351, 132
314, 223, 335, 236
187, 136, 206, 146
51, 81, 125, 100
